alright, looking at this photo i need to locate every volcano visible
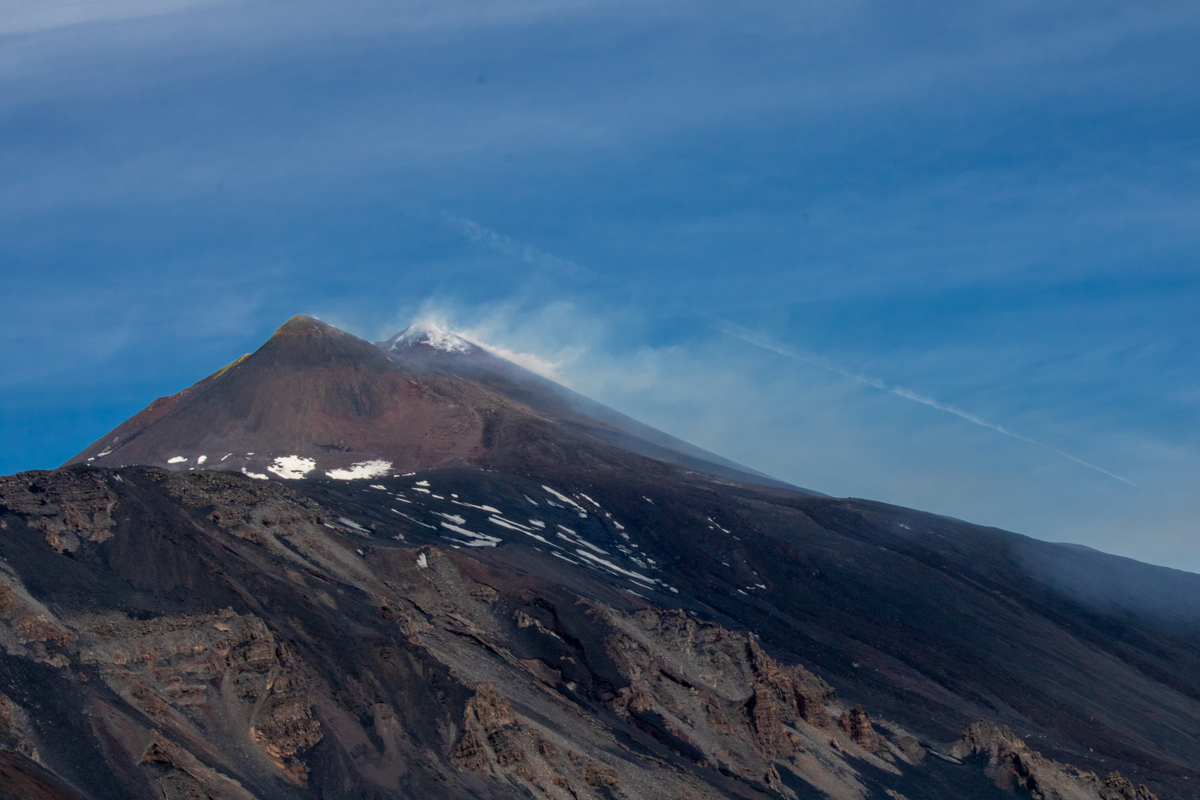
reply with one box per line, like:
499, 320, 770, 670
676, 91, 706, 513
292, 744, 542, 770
1, 315, 1196, 800
68, 316, 803, 491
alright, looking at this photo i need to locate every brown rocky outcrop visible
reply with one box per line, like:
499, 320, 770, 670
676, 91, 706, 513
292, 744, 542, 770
838, 706, 888, 753
952, 722, 1159, 800
0, 692, 38, 762
455, 682, 526, 771
454, 683, 624, 799
0, 469, 117, 552
79, 610, 322, 784
597, 606, 886, 796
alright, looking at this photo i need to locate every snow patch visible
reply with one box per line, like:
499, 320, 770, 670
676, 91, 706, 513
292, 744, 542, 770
440, 522, 501, 547
196, 455, 207, 465
489, 516, 551, 544
417, 553, 428, 568
326, 460, 392, 480
337, 516, 370, 534
390, 509, 436, 529
451, 500, 502, 514
542, 485, 584, 511
393, 321, 475, 353
167, 456, 187, 464
573, 550, 655, 583
241, 468, 268, 480
268, 455, 316, 480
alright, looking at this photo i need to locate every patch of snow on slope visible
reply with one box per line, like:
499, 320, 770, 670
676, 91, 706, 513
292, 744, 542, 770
573, 550, 656, 584
451, 500, 502, 514
542, 485, 584, 511
268, 455, 316, 480
196, 455, 207, 465
338, 517, 370, 534
440, 522, 501, 547
241, 468, 269, 480
557, 524, 607, 555
167, 456, 187, 464
391, 509, 436, 529
326, 460, 392, 480
489, 516, 550, 544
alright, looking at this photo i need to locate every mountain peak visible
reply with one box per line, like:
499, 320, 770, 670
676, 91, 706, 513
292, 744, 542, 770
272, 314, 337, 338
383, 320, 481, 355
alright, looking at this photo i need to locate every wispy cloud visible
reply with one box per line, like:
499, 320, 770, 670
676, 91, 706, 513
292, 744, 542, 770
441, 212, 593, 281
717, 322, 1137, 487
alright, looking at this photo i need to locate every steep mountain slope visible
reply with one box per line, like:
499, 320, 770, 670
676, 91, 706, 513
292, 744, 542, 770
1, 466, 1175, 800
2, 315, 1192, 799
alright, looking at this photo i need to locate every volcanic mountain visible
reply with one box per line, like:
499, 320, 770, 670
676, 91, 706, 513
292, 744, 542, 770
1, 315, 1197, 800
69, 316, 801, 490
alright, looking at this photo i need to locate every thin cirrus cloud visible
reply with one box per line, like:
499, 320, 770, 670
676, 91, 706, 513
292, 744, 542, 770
441, 212, 594, 283
716, 322, 1137, 487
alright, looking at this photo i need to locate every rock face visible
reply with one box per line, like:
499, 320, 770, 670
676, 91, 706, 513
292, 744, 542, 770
598, 606, 864, 791
951, 722, 1160, 800
0, 470, 116, 553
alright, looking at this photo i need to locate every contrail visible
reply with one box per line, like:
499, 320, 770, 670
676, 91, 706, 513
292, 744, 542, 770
718, 322, 1136, 487
442, 212, 593, 281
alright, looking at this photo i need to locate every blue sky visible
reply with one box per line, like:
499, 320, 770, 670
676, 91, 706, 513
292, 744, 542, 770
3, 1, 1199, 569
